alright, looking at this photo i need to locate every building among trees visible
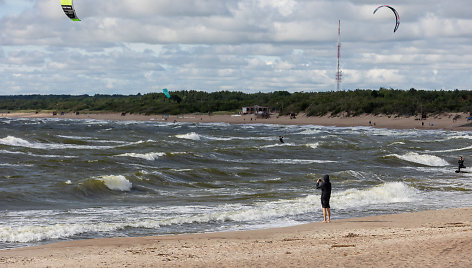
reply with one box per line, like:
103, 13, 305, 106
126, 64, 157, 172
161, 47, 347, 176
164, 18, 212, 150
242, 105, 269, 115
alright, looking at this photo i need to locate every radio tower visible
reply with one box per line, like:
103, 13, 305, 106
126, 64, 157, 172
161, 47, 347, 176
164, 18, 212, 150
336, 20, 342, 91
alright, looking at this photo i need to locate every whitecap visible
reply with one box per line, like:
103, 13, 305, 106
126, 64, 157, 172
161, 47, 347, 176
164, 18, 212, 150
270, 159, 336, 164
298, 129, 323, 135
116, 152, 165, 161
443, 135, 472, 141
387, 152, 449, 167
258, 143, 295, 149
99, 175, 132, 191
175, 132, 201, 140
0, 136, 32, 147
389, 141, 405, 146
0, 222, 124, 243
0, 182, 419, 243
0, 136, 116, 150
305, 142, 320, 149
428, 145, 472, 153
333, 182, 419, 208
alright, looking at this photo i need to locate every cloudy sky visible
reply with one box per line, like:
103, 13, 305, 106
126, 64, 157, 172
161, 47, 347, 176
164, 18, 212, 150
1, 0, 471, 95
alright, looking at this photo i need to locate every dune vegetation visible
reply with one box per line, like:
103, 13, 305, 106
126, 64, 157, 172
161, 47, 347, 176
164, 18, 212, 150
1, 88, 471, 116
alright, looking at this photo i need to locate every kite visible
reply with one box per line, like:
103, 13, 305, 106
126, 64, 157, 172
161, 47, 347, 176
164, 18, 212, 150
373, 5, 400, 33
60, 0, 80, 21
162, 88, 171, 99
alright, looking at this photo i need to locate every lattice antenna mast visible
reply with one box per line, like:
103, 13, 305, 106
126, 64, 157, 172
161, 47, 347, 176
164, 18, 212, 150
336, 20, 342, 91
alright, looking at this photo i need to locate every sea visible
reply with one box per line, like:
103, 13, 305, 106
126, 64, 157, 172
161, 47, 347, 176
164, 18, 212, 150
1, 117, 472, 249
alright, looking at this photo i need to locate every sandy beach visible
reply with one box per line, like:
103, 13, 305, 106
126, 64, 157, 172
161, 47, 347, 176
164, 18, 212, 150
4, 111, 472, 131
2, 112, 472, 267
0, 207, 471, 267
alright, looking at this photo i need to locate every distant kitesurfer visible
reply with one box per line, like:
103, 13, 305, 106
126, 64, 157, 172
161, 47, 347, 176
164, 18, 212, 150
457, 156, 466, 173
316, 175, 332, 223
279, 136, 284, 143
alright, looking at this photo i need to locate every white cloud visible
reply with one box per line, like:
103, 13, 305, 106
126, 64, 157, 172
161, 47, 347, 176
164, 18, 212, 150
258, 0, 298, 17
1, 0, 472, 94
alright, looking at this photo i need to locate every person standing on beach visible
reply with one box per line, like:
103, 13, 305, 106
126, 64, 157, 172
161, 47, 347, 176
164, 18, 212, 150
316, 175, 332, 223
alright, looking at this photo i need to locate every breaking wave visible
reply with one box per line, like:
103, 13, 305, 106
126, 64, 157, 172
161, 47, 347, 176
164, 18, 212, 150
0, 182, 418, 243
0, 136, 123, 150
99, 175, 132, 191
175, 132, 201, 140
387, 152, 449, 167
333, 182, 418, 208
76, 175, 133, 194
116, 152, 165, 161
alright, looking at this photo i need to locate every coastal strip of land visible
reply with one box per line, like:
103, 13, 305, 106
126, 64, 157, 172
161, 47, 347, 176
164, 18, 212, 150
2, 112, 472, 267
1, 207, 471, 267
4, 111, 472, 131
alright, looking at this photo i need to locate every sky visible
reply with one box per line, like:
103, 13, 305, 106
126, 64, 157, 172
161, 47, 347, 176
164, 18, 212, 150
1, 0, 471, 95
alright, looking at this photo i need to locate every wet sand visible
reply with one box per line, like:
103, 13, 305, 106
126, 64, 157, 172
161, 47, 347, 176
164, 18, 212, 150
1, 207, 471, 267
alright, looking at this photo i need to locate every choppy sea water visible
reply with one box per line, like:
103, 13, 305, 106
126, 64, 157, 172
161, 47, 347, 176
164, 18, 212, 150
1, 117, 472, 249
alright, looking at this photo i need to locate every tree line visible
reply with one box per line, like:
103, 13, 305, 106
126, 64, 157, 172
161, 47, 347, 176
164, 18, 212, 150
1, 88, 471, 116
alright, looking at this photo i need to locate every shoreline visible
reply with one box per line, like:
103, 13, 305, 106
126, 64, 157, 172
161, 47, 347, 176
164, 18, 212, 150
3, 111, 472, 131
2, 112, 472, 266
1, 207, 471, 267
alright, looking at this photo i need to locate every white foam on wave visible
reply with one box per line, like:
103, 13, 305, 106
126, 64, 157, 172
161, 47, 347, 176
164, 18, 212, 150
134, 139, 155, 145
0, 136, 31, 147
175, 132, 270, 142
197, 122, 231, 127
158, 182, 418, 224
338, 170, 377, 181
57, 135, 93, 140
389, 141, 405, 146
2, 205, 305, 243
0, 149, 77, 159
57, 135, 133, 144
116, 152, 165, 161
436, 134, 472, 142
333, 182, 418, 208
0, 163, 34, 167
387, 152, 449, 166
368, 128, 421, 137
428, 145, 472, 153
270, 159, 336, 164
249, 177, 282, 183
298, 129, 323, 135
175, 132, 201, 140
0, 149, 23, 155
0, 222, 125, 243
99, 175, 132, 191
0, 136, 117, 150
202, 135, 233, 141
305, 142, 320, 149
170, 168, 193, 172
403, 166, 453, 175
0, 182, 419, 243
258, 142, 295, 149
203, 135, 270, 141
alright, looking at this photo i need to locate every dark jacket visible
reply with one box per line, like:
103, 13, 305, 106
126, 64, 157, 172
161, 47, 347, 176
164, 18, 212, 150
459, 159, 465, 169
316, 175, 332, 201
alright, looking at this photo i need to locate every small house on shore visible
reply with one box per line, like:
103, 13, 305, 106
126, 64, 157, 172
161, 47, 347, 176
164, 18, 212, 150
242, 105, 269, 115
